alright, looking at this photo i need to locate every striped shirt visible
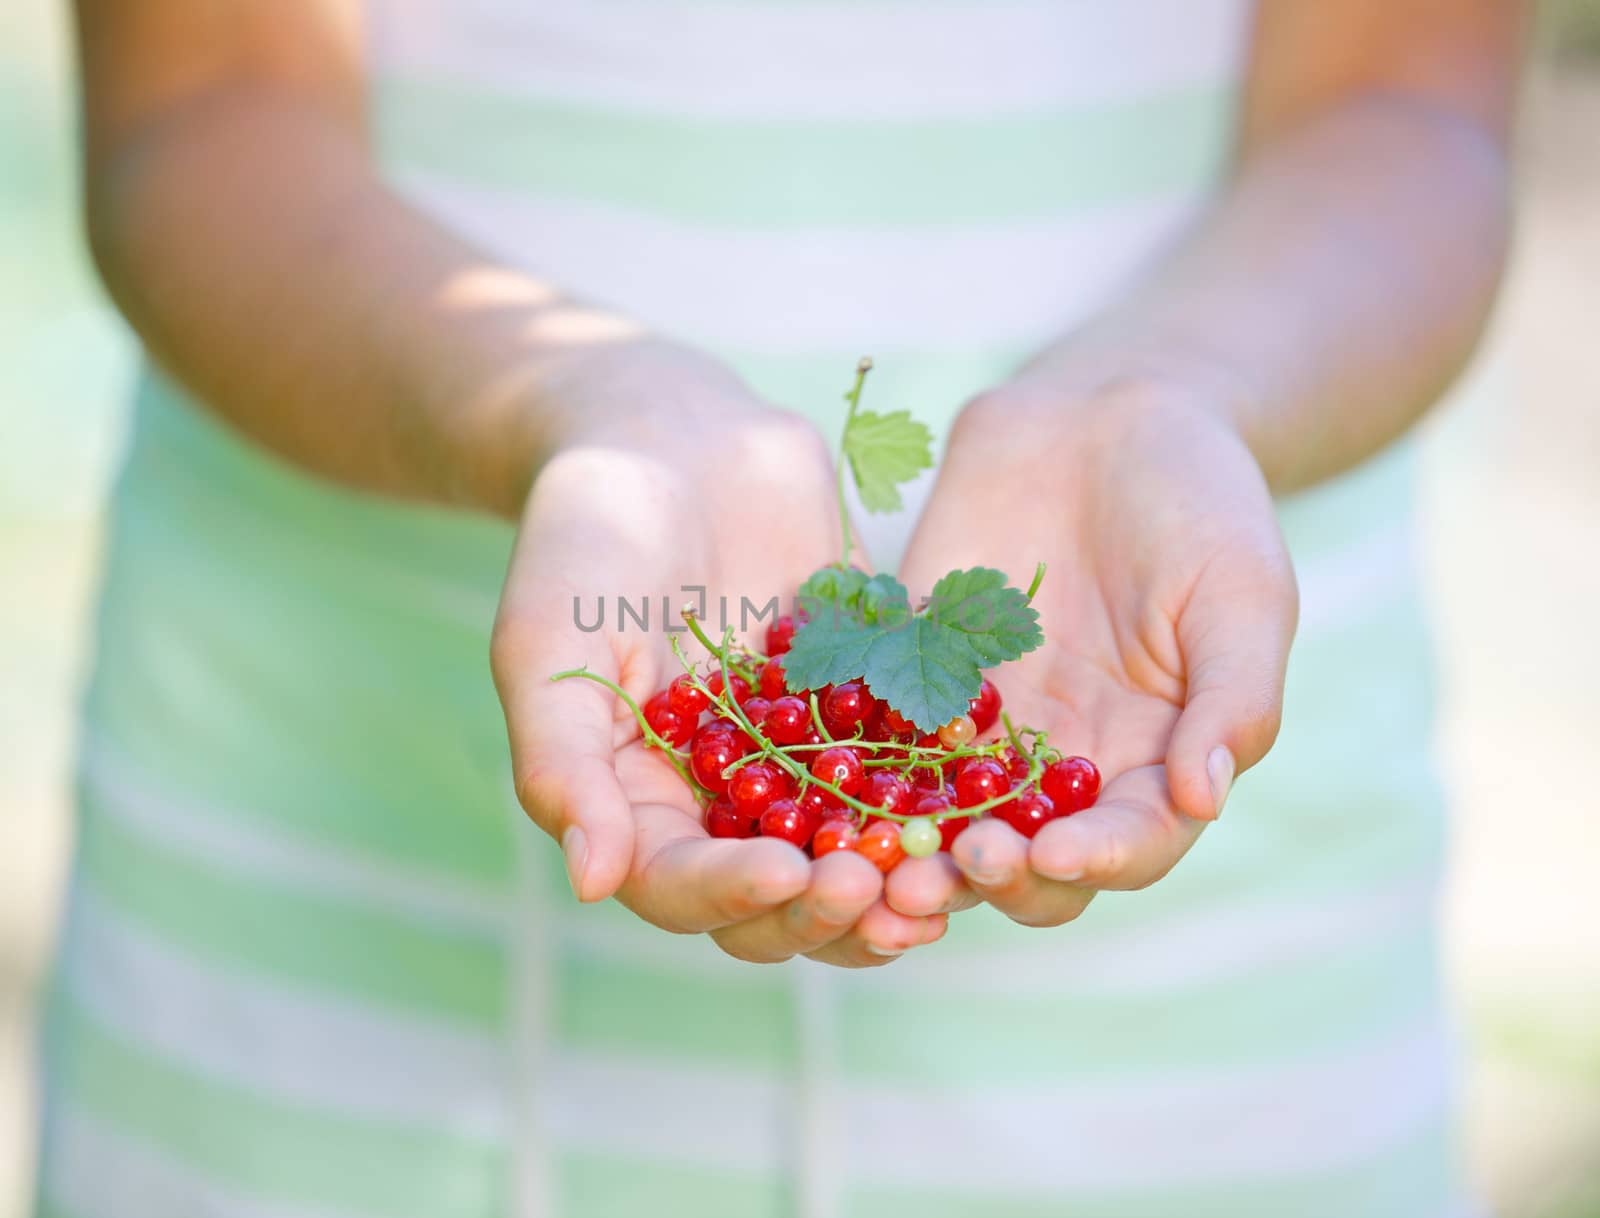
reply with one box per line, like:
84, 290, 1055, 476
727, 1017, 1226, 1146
37, 2, 1470, 1215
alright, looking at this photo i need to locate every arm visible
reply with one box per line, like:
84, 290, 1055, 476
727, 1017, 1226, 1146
890, 0, 1526, 929
1019, 0, 1526, 493
78, 0, 952, 965
76, 0, 599, 518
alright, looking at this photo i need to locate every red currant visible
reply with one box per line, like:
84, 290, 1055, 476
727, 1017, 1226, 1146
876, 703, 917, 740
766, 613, 805, 657
644, 692, 695, 748
953, 758, 1009, 808
937, 715, 977, 749
729, 761, 787, 818
761, 696, 810, 746
810, 747, 866, 796
859, 770, 914, 818
796, 785, 843, 819
742, 696, 772, 728
706, 796, 757, 839
759, 797, 820, 848
938, 815, 971, 851
810, 817, 860, 855
667, 673, 710, 718
758, 656, 788, 700
706, 670, 752, 705
967, 678, 1002, 734
821, 682, 875, 738
993, 788, 1057, 838
995, 745, 1031, 782
801, 727, 826, 747
1041, 756, 1101, 813
690, 727, 750, 793
854, 819, 906, 873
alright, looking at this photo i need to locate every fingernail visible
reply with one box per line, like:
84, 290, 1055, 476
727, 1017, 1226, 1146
562, 826, 588, 899
1207, 747, 1235, 817
866, 943, 905, 958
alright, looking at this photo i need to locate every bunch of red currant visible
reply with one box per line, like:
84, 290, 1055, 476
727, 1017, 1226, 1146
627, 613, 1101, 874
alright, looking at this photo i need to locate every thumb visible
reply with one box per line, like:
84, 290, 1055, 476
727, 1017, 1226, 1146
1165, 557, 1298, 820
492, 626, 637, 902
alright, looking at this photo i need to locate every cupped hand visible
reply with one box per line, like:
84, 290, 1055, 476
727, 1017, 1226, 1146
895, 377, 1298, 927
491, 341, 951, 964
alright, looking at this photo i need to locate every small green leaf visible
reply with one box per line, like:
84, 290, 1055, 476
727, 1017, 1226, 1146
842, 409, 933, 514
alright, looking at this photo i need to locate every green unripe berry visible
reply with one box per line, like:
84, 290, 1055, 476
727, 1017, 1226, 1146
899, 817, 941, 858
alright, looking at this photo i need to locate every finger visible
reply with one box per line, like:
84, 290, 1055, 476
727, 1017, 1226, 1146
492, 607, 638, 903
883, 853, 980, 918
709, 851, 883, 963
623, 817, 813, 934
949, 819, 1095, 928
1029, 765, 1207, 891
803, 899, 949, 969
1165, 551, 1298, 819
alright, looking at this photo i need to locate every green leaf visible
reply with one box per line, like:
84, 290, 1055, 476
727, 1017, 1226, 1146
924, 567, 1043, 663
782, 566, 1044, 731
841, 409, 933, 514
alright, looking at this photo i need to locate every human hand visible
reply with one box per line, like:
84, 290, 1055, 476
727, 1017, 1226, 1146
491, 341, 949, 964
892, 376, 1297, 927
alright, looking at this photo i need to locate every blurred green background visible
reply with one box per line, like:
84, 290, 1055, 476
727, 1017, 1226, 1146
3, 4, 1598, 1216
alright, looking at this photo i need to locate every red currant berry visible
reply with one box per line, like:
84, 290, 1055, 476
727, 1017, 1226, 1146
821, 682, 876, 738
993, 789, 1058, 839
706, 671, 752, 705
914, 732, 943, 751
1041, 756, 1101, 813
859, 770, 914, 818
953, 758, 1008, 808
761, 696, 810, 745
667, 673, 710, 718
644, 692, 695, 748
937, 714, 977, 749
796, 785, 843, 819
766, 613, 806, 656
729, 761, 787, 818
967, 678, 1002, 734
854, 819, 906, 873
706, 796, 757, 839
810, 747, 866, 796
938, 815, 971, 851
742, 696, 772, 727
801, 727, 826, 747
876, 704, 917, 740
810, 817, 860, 855
758, 656, 788, 701
995, 746, 1031, 781
760, 798, 821, 849
690, 727, 749, 793
911, 765, 946, 793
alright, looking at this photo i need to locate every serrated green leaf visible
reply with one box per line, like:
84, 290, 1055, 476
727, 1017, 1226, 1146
924, 567, 1043, 662
842, 409, 933, 514
782, 566, 1042, 731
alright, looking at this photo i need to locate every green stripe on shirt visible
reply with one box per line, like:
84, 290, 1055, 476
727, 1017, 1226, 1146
376, 77, 1238, 227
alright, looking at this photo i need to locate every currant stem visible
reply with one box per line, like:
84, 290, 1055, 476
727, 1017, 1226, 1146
836, 356, 873, 569
1025, 562, 1047, 603
548, 666, 706, 795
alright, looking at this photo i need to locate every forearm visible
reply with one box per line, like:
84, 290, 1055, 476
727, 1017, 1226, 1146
1019, 93, 1512, 493
86, 85, 644, 518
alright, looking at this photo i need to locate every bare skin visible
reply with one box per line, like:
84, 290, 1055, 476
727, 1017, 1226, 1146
76, 0, 1526, 954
